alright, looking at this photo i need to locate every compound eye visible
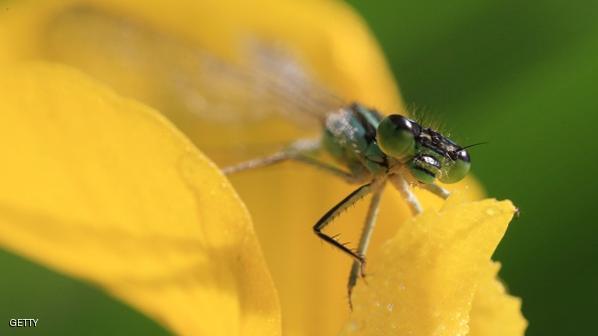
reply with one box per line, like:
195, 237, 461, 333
439, 150, 471, 183
376, 115, 417, 160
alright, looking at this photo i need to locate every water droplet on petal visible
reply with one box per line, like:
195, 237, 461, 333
485, 207, 497, 216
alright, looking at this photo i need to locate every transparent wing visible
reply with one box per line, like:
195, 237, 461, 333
43, 7, 346, 160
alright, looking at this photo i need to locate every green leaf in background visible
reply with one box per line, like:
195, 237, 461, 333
0, 251, 169, 335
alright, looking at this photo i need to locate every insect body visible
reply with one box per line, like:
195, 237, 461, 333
223, 103, 471, 304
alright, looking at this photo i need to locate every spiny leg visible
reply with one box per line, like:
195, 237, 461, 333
421, 182, 450, 200
389, 173, 422, 215
347, 184, 385, 305
313, 183, 374, 264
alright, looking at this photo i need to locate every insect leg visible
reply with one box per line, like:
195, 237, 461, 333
313, 182, 374, 264
347, 184, 385, 303
389, 173, 422, 215
221, 151, 290, 174
222, 138, 367, 183
421, 183, 450, 200
221, 138, 320, 175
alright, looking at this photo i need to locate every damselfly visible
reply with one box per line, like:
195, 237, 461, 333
46, 8, 472, 303
223, 103, 471, 301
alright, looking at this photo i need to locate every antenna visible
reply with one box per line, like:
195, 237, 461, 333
459, 141, 488, 151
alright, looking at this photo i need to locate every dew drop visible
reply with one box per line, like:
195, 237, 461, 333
485, 207, 497, 216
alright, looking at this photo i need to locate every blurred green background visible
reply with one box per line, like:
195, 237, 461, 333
0, 0, 595, 335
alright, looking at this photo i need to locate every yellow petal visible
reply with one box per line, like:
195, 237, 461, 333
0, 63, 280, 336
0, 1, 495, 334
469, 262, 528, 336
341, 198, 526, 336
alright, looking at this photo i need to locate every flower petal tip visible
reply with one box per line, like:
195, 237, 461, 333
341, 198, 524, 336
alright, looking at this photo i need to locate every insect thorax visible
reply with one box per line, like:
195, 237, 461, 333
321, 103, 389, 176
